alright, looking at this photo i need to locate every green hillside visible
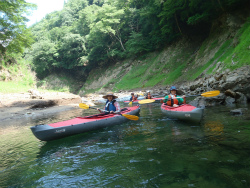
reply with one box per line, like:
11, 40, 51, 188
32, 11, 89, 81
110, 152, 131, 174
80, 16, 250, 94
1, 0, 250, 94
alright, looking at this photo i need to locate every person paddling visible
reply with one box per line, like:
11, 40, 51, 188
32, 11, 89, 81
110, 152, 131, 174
163, 86, 185, 107
97, 92, 121, 114
145, 91, 153, 99
130, 92, 137, 102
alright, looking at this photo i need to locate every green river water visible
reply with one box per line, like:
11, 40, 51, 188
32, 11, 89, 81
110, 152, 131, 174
0, 103, 249, 188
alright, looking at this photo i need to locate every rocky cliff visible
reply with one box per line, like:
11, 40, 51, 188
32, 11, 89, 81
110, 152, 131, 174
79, 11, 250, 107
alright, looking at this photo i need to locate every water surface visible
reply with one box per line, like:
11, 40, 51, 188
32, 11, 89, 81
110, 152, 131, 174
0, 103, 249, 187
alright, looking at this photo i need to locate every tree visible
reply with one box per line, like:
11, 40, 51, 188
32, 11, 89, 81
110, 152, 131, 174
26, 0, 249, 78
159, 0, 187, 37
87, 4, 126, 51
57, 33, 86, 69
30, 39, 57, 78
0, 0, 36, 54
125, 32, 151, 55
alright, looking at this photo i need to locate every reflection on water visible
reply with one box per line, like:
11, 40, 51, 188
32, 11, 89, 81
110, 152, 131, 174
171, 126, 182, 136
204, 120, 225, 141
204, 120, 224, 135
0, 103, 249, 187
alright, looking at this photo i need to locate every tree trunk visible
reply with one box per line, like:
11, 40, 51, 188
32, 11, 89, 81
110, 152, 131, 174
110, 29, 126, 51
175, 13, 182, 35
216, 0, 225, 12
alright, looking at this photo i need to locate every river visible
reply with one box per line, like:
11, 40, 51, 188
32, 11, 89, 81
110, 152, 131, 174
0, 102, 249, 188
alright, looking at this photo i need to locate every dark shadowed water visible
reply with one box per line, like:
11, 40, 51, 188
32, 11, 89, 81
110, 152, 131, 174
0, 103, 249, 188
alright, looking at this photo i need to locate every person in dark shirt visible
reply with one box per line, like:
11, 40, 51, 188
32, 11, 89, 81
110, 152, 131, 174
130, 92, 137, 102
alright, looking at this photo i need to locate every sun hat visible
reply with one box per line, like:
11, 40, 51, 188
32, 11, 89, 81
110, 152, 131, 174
102, 92, 118, 99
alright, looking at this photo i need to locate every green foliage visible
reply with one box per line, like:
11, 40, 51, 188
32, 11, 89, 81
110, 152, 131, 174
37, 74, 76, 93
197, 39, 209, 58
125, 32, 151, 56
209, 39, 219, 50
0, 55, 36, 93
115, 63, 151, 90
0, 0, 36, 54
64, 0, 89, 19
207, 40, 234, 74
222, 19, 250, 69
2, 0, 249, 93
29, 40, 57, 78
187, 12, 210, 25
24, 0, 249, 79
57, 33, 86, 69
190, 39, 233, 79
27, 11, 87, 78
108, 49, 189, 90
0, 81, 33, 93
83, 3, 127, 62
163, 64, 186, 84
77, 13, 250, 94
143, 74, 166, 87
186, 0, 216, 25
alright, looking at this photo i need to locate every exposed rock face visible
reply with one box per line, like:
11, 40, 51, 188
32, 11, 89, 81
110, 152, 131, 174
86, 64, 249, 107
157, 66, 250, 107
131, 65, 249, 108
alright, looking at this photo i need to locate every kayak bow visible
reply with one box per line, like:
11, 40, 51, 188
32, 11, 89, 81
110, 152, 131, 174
161, 104, 204, 123
30, 106, 140, 141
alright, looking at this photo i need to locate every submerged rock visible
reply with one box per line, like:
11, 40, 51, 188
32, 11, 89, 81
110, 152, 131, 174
230, 108, 248, 116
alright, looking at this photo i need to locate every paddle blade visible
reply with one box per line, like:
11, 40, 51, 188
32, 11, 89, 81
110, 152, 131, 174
79, 103, 90, 109
138, 99, 155, 104
201, 90, 220, 97
122, 114, 139, 121
128, 101, 132, 106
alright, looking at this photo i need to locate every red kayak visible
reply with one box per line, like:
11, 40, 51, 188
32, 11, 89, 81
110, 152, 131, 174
161, 104, 204, 123
31, 106, 140, 141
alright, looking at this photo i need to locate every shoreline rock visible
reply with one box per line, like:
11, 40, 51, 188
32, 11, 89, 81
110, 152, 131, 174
0, 91, 82, 108
0, 91, 82, 124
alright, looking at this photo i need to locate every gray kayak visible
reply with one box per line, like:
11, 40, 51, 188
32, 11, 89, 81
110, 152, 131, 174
161, 104, 204, 123
30, 106, 140, 141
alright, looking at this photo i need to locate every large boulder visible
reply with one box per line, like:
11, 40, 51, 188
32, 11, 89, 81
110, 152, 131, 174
179, 66, 250, 105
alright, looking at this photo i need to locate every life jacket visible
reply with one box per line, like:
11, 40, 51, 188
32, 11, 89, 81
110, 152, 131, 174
166, 95, 179, 106
146, 94, 152, 99
130, 95, 137, 101
105, 100, 116, 112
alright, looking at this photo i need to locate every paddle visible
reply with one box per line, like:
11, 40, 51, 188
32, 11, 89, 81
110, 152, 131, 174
79, 103, 139, 121
157, 90, 220, 104
186, 90, 220, 98
138, 99, 155, 104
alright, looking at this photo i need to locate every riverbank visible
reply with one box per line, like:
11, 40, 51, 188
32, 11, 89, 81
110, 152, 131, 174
1, 82, 249, 126
0, 90, 138, 124
0, 91, 82, 124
